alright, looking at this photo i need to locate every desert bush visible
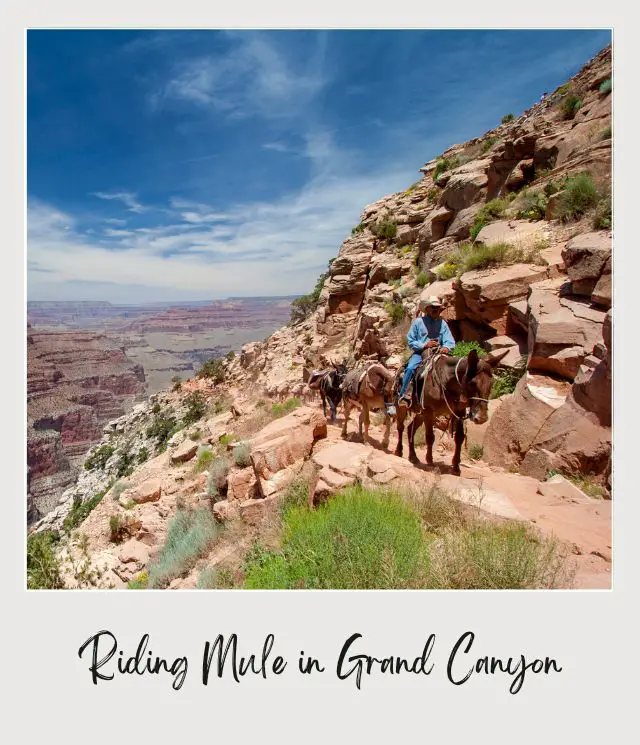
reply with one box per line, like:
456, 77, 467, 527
225, 350, 236, 361
428, 522, 574, 589
183, 391, 207, 426
435, 262, 459, 281
195, 445, 214, 473
151, 401, 161, 414
470, 198, 509, 240
490, 356, 527, 398
196, 566, 219, 589
501, 113, 515, 123
27, 530, 63, 589
468, 443, 484, 460
602, 125, 611, 139
462, 242, 510, 271
558, 173, 599, 221
197, 358, 226, 383
189, 429, 202, 441
243, 485, 428, 589
147, 508, 220, 589
115, 446, 135, 478
415, 271, 429, 288
516, 189, 548, 220
385, 302, 407, 325
403, 180, 423, 196
84, 443, 114, 471
426, 186, 440, 203
109, 514, 138, 543
146, 411, 179, 451
371, 214, 398, 239
171, 375, 182, 392
561, 94, 583, 120
592, 197, 612, 230
137, 446, 149, 464
351, 222, 365, 235
543, 180, 561, 197
599, 78, 612, 95
433, 156, 460, 181
481, 137, 498, 153
233, 441, 252, 468
207, 456, 230, 500
63, 485, 111, 534
290, 262, 331, 324
452, 341, 487, 358
128, 571, 149, 589
111, 480, 128, 500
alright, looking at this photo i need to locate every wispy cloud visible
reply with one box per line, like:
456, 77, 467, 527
92, 191, 148, 213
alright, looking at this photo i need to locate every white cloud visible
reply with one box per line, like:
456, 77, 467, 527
92, 191, 148, 213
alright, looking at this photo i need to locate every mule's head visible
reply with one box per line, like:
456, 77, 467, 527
461, 349, 509, 424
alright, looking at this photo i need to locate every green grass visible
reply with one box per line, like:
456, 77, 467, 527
481, 137, 498, 153
557, 173, 599, 222
218, 434, 233, 446
62, 483, 113, 534
415, 271, 429, 288
599, 78, 611, 95
469, 199, 509, 241
452, 341, 487, 358
147, 508, 221, 588
548, 471, 606, 499
195, 445, 214, 473
242, 484, 574, 590
243, 486, 428, 589
385, 302, 407, 325
271, 397, 302, 418
516, 190, 548, 221
602, 125, 611, 139
27, 530, 63, 589
468, 444, 484, 461
196, 566, 219, 589
433, 156, 460, 181
490, 356, 527, 399
462, 242, 511, 271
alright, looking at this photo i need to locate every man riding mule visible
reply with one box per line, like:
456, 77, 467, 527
398, 296, 456, 407
341, 362, 396, 449
307, 360, 347, 422
394, 344, 508, 474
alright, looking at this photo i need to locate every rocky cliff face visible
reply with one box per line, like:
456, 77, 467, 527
27, 329, 147, 522
225, 44, 612, 482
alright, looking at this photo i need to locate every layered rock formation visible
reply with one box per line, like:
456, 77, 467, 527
27, 329, 146, 522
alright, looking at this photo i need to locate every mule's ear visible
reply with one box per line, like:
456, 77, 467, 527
486, 349, 510, 368
466, 349, 479, 379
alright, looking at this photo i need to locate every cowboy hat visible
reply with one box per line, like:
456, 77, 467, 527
420, 295, 443, 309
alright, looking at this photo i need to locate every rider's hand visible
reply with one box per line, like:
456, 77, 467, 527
440, 347, 450, 355
426, 340, 438, 348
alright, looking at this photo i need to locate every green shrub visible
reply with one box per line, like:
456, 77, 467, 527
481, 137, 498, 153
195, 445, 214, 472
602, 125, 611, 139
435, 262, 459, 281
146, 410, 179, 451
147, 508, 220, 588
403, 180, 423, 196
137, 446, 149, 464
151, 402, 161, 414
543, 180, 561, 197
243, 485, 428, 589
599, 78, 612, 95
462, 242, 510, 271
429, 522, 573, 589
470, 198, 509, 241
218, 433, 233, 446
196, 566, 219, 589
516, 190, 548, 220
426, 186, 440, 203
115, 447, 135, 478
279, 476, 311, 514
128, 571, 149, 589
371, 215, 398, 239
433, 156, 460, 181
197, 358, 226, 383
289, 262, 331, 324
109, 514, 137, 543
557, 172, 599, 221
468, 443, 484, 461
233, 441, 252, 468
561, 94, 583, 120
171, 375, 182, 392
207, 456, 230, 499
27, 530, 63, 589
183, 391, 207, 426
271, 398, 302, 418
415, 271, 429, 288
225, 350, 236, 361
84, 443, 114, 471
592, 197, 612, 230
63, 485, 111, 534
452, 341, 487, 358
111, 480, 128, 500
501, 113, 515, 123
189, 429, 202, 441
351, 222, 365, 235
385, 302, 407, 325
490, 356, 527, 398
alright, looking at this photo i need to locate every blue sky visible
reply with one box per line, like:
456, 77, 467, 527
27, 29, 611, 303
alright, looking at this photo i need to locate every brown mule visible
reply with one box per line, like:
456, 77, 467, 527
394, 348, 509, 475
341, 362, 396, 449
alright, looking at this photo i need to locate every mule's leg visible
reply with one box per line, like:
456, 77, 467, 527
394, 405, 406, 457
407, 414, 421, 464
329, 395, 337, 423
363, 403, 371, 445
341, 399, 351, 439
321, 391, 327, 418
451, 416, 465, 476
381, 411, 390, 450
424, 410, 435, 466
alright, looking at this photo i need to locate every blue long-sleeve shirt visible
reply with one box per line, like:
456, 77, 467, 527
407, 315, 456, 353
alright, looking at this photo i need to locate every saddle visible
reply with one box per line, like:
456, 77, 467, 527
308, 369, 331, 390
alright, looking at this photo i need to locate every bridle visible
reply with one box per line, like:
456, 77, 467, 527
440, 353, 489, 421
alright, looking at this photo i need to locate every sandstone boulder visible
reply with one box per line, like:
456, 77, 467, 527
591, 255, 611, 309
395, 224, 420, 246
170, 440, 198, 465
441, 161, 490, 211
474, 219, 550, 248
445, 205, 481, 241
227, 467, 258, 501
561, 231, 612, 296
121, 478, 162, 505
527, 279, 606, 380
